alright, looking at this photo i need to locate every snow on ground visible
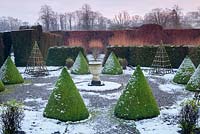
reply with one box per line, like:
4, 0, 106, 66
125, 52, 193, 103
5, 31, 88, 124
8, 65, 194, 134
76, 81, 122, 92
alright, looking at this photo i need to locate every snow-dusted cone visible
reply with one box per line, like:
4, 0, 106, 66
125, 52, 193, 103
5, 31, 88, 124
186, 64, 200, 91
44, 67, 89, 122
71, 51, 90, 75
173, 56, 196, 84
114, 65, 160, 120
0, 56, 24, 84
102, 52, 123, 75
0, 80, 5, 92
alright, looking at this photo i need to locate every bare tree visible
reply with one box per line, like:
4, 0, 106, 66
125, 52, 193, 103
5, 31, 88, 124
39, 5, 54, 31
144, 8, 171, 28
109, 11, 132, 29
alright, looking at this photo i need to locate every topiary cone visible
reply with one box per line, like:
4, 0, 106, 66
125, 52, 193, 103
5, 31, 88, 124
173, 56, 196, 84
186, 64, 200, 91
71, 51, 90, 75
102, 52, 123, 75
114, 65, 160, 120
0, 80, 5, 92
0, 56, 24, 84
44, 67, 89, 122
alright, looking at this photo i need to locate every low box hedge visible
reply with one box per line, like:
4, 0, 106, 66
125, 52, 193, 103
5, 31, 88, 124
104, 45, 200, 68
46, 46, 86, 66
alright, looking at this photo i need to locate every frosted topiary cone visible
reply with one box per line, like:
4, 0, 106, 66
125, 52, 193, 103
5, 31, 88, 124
186, 64, 200, 91
0, 56, 24, 84
44, 67, 89, 122
0, 80, 5, 92
173, 56, 196, 84
71, 51, 90, 74
102, 52, 123, 75
114, 65, 160, 120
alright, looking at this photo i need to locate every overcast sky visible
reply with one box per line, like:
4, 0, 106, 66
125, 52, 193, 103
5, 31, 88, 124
0, 0, 199, 24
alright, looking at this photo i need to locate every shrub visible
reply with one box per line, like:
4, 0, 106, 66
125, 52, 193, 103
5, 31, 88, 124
70, 51, 90, 75
0, 56, 24, 84
46, 46, 86, 66
186, 64, 200, 91
118, 58, 128, 69
66, 58, 74, 69
178, 100, 199, 134
114, 65, 160, 120
44, 67, 89, 121
1, 100, 24, 134
0, 80, 5, 92
102, 52, 123, 75
173, 56, 196, 84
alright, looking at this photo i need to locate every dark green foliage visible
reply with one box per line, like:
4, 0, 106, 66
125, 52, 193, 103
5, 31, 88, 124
179, 100, 199, 134
0, 56, 24, 84
44, 67, 89, 122
118, 58, 128, 69
1, 100, 24, 134
188, 47, 200, 67
71, 52, 90, 74
102, 52, 123, 75
186, 64, 200, 91
173, 56, 196, 84
0, 33, 4, 67
165, 46, 188, 68
114, 65, 160, 120
2, 32, 12, 59
129, 46, 157, 67
0, 80, 5, 92
11, 30, 38, 66
103, 46, 129, 65
46, 46, 86, 66
104, 46, 200, 68
66, 58, 74, 69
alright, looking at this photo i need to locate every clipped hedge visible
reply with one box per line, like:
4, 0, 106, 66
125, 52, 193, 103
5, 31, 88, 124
102, 52, 123, 75
46, 46, 86, 66
0, 33, 4, 67
2, 32, 12, 60
114, 65, 160, 120
104, 46, 200, 68
0, 56, 24, 84
71, 51, 90, 74
11, 30, 38, 66
44, 67, 89, 121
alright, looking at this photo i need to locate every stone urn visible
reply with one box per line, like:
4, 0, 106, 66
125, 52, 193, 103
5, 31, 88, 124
88, 60, 104, 86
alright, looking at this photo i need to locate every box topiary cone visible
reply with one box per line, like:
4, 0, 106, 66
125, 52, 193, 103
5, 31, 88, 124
44, 67, 89, 122
173, 56, 196, 84
102, 52, 123, 75
0, 56, 24, 84
71, 51, 90, 75
0, 80, 5, 92
114, 65, 160, 120
186, 64, 200, 91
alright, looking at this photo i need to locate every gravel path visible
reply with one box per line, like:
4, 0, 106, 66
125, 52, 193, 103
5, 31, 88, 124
0, 70, 191, 134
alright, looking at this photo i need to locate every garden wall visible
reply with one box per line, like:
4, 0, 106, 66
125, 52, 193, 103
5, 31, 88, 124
52, 24, 200, 53
103, 46, 200, 68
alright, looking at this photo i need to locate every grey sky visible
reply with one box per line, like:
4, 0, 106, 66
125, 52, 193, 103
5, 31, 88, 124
0, 0, 199, 24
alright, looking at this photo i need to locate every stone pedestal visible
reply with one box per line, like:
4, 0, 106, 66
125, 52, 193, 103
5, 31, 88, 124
88, 61, 104, 86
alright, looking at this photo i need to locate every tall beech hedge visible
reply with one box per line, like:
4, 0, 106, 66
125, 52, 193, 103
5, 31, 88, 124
104, 46, 200, 68
11, 30, 38, 66
2, 32, 12, 59
0, 33, 4, 67
46, 46, 86, 66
